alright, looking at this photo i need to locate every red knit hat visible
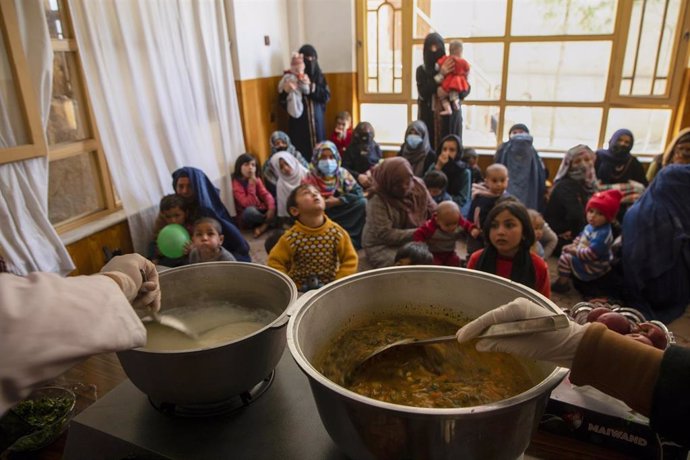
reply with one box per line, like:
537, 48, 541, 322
586, 189, 623, 222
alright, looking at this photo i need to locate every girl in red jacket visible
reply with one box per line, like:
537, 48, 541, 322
467, 196, 551, 298
232, 154, 276, 237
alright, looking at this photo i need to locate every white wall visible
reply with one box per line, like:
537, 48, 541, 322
227, 0, 355, 80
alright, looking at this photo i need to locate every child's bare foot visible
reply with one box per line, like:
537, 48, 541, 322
253, 223, 269, 238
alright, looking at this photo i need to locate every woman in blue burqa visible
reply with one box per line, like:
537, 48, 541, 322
494, 124, 547, 212
172, 167, 251, 262
622, 164, 690, 323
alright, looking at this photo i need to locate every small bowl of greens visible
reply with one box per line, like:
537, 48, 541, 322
2, 386, 76, 452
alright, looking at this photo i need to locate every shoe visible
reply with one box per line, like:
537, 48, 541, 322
551, 281, 571, 294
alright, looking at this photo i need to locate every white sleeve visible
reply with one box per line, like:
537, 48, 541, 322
0, 272, 146, 414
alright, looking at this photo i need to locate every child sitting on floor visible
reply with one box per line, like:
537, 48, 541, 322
467, 197, 551, 298
423, 170, 452, 204
329, 111, 353, 155
466, 163, 509, 256
528, 209, 558, 259
188, 217, 236, 264
149, 194, 191, 267
413, 201, 480, 266
551, 189, 623, 293
394, 241, 434, 266
267, 184, 358, 291
232, 153, 276, 237
463, 147, 483, 184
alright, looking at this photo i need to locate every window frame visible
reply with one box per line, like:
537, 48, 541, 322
356, 0, 690, 156
0, 0, 120, 234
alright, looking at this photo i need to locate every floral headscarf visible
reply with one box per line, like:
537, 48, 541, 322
554, 144, 598, 193
303, 141, 357, 197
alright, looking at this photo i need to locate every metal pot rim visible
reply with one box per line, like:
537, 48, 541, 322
287, 266, 569, 415
133, 261, 298, 354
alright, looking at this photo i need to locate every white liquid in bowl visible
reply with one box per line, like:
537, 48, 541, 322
143, 303, 278, 351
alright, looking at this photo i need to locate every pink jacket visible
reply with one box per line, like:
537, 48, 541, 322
232, 177, 276, 215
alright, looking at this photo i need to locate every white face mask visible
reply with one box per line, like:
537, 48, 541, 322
406, 134, 423, 149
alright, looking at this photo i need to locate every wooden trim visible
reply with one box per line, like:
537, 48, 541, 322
0, 145, 45, 163
0, 0, 48, 165
55, 206, 122, 235
51, 38, 77, 52
48, 139, 99, 161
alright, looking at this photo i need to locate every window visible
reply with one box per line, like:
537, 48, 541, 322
357, 0, 690, 156
0, 0, 118, 233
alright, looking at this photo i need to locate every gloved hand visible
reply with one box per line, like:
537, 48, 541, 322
455, 297, 589, 368
100, 254, 161, 312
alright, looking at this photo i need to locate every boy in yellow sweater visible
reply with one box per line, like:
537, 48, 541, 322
268, 184, 358, 291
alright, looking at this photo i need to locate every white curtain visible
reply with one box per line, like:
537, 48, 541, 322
0, 0, 74, 275
69, 0, 246, 254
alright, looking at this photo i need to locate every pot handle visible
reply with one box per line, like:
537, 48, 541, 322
270, 288, 322, 329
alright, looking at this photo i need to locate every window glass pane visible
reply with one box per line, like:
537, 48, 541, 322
48, 52, 91, 145
507, 42, 611, 102
504, 106, 602, 152
605, 109, 671, 154
365, 1, 403, 94
48, 151, 104, 224
411, 44, 423, 100
44, 0, 71, 40
463, 104, 500, 148
511, 0, 616, 36
620, 0, 681, 96
0, 29, 28, 146
413, 0, 507, 39
465, 43, 503, 101
360, 103, 407, 145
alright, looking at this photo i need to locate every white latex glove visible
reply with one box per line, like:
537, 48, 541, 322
100, 254, 161, 312
455, 297, 589, 368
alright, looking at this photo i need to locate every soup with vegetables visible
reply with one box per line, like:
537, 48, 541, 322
316, 314, 536, 408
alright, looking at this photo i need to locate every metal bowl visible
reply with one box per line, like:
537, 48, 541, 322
287, 266, 568, 460
117, 262, 298, 406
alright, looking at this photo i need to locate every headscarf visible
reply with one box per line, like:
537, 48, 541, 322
622, 164, 690, 322
399, 120, 433, 177
270, 151, 309, 217
265, 131, 308, 185
508, 123, 529, 135
349, 122, 381, 168
661, 127, 690, 168
303, 141, 357, 197
553, 144, 598, 194
494, 133, 546, 211
436, 134, 467, 198
422, 33, 445, 71
172, 167, 250, 261
595, 129, 635, 183
369, 157, 433, 228
475, 197, 537, 288
299, 44, 325, 86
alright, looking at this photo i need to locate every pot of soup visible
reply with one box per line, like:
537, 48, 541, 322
287, 266, 568, 460
117, 262, 297, 406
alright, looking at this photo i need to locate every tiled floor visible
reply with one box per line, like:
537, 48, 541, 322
244, 229, 690, 346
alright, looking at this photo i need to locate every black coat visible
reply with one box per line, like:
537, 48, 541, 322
544, 177, 590, 239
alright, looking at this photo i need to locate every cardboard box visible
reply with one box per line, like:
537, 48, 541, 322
539, 374, 688, 459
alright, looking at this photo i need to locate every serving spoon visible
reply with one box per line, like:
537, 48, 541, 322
138, 269, 199, 339
346, 314, 570, 384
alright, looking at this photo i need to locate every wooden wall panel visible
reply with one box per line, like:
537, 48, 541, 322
235, 72, 357, 166
65, 220, 133, 276
673, 68, 690, 133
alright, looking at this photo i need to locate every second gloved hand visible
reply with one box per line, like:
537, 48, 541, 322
100, 254, 161, 312
455, 297, 589, 368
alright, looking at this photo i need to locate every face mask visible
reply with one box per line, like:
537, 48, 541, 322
318, 159, 338, 176
406, 134, 423, 149
568, 165, 587, 181
611, 144, 631, 156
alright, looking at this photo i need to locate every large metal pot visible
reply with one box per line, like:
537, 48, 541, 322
118, 262, 297, 406
287, 266, 568, 460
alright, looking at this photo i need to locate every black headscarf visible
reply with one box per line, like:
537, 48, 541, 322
509, 123, 530, 135
436, 134, 467, 197
422, 33, 445, 71
475, 197, 536, 289
299, 44, 325, 85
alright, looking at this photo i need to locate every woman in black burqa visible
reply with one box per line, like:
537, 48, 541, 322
279, 44, 330, 163
416, 33, 467, 149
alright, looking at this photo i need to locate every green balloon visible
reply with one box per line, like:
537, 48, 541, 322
157, 224, 190, 258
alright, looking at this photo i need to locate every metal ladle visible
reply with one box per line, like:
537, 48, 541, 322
347, 314, 570, 383
143, 311, 199, 340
